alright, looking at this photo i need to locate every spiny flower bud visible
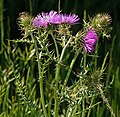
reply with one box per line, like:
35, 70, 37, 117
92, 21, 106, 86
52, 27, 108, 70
90, 13, 112, 34
18, 12, 33, 37
94, 13, 111, 26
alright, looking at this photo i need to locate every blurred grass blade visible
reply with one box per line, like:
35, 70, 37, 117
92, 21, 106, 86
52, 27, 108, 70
0, 0, 4, 52
101, 52, 109, 72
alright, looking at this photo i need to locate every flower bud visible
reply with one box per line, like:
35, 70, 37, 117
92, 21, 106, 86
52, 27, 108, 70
17, 12, 33, 37
90, 13, 112, 33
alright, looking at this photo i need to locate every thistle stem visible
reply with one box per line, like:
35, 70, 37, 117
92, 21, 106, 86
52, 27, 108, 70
87, 97, 94, 117
51, 33, 59, 60
97, 84, 116, 117
62, 50, 80, 91
52, 35, 72, 116
54, 63, 60, 117
60, 37, 72, 62
72, 99, 82, 117
82, 98, 85, 117
51, 33, 60, 116
30, 32, 48, 117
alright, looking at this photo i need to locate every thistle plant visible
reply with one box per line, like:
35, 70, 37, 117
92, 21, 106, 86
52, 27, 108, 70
15, 9, 115, 117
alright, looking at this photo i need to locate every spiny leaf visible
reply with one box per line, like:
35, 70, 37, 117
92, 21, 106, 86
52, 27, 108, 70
9, 39, 34, 43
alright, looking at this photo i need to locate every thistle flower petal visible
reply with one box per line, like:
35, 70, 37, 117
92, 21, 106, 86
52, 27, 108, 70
84, 44, 95, 53
33, 14, 48, 28
59, 13, 80, 24
33, 10, 58, 28
32, 10, 80, 28
84, 29, 98, 53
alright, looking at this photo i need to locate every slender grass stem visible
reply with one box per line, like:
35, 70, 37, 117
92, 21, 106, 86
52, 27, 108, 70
29, 0, 32, 15
0, 0, 4, 48
30, 32, 48, 117
58, 0, 61, 14
0, 0, 4, 64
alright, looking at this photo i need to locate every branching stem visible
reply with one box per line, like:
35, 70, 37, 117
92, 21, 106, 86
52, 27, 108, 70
30, 32, 48, 117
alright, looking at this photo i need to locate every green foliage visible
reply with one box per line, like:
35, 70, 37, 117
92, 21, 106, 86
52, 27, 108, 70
0, 0, 120, 117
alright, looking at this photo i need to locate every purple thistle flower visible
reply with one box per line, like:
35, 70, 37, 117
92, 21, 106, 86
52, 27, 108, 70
59, 14, 80, 24
84, 29, 98, 53
32, 10, 80, 28
33, 10, 58, 28
46, 11, 61, 24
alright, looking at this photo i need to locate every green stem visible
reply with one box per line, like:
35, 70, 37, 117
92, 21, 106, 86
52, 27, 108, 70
54, 63, 60, 117
58, 0, 60, 14
62, 50, 80, 91
72, 98, 82, 117
72, 106, 78, 117
82, 99, 85, 117
94, 42, 98, 70
51, 33, 59, 60
0, 0, 4, 61
87, 97, 94, 117
51, 33, 60, 116
30, 33, 48, 117
97, 84, 116, 117
0, 0, 4, 45
83, 52, 87, 68
29, 0, 32, 15
52, 35, 72, 116
60, 37, 72, 62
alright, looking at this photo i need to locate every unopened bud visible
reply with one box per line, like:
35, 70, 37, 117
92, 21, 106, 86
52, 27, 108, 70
95, 13, 112, 26
89, 13, 112, 37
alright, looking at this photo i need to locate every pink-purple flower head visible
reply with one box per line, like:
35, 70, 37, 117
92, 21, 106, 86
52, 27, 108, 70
84, 29, 98, 53
32, 10, 80, 28
33, 11, 58, 28
58, 14, 80, 24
